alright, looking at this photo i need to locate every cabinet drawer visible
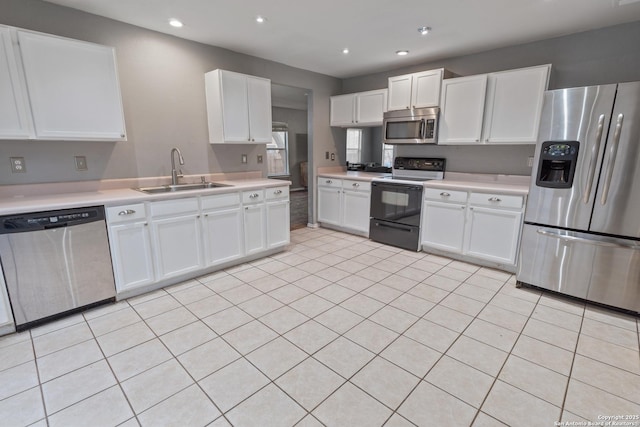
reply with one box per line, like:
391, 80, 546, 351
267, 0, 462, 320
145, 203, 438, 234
318, 177, 342, 188
343, 180, 371, 192
150, 198, 199, 217
469, 192, 523, 209
265, 186, 289, 201
242, 189, 265, 204
201, 192, 241, 210
106, 203, 147, 223
424, 188, 467, 203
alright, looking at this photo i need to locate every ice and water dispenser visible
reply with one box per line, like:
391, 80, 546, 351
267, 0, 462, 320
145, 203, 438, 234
535, 141, 579, 188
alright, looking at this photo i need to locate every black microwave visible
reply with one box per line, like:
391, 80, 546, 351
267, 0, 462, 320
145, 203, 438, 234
383, 107, 439, 144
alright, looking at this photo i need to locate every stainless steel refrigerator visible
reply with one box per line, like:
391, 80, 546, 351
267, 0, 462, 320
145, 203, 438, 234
517, 82, 640, 313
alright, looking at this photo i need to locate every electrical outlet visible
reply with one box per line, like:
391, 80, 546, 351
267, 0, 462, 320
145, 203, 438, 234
241, 154, 248, 164
330, 153, 335, 161
74, 156, 88, 171
10, 157, 26, 173
527, 156, 535, 167
257, 155, 263, 164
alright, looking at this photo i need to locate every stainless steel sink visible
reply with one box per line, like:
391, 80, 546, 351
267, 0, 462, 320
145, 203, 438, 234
136, 182, 230, 194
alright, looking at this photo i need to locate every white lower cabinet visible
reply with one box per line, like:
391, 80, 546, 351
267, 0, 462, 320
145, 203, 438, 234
106, 186, 289, 298
318, 179, 342, 226
202, 193, 244, 267
151, 208, 204, 281
342, 189, 370, 234
243, 190, 267, 256
421, 201, 466, 253
266, 186, 290, 249
317, 177, 371, 236
421, 189, 525, 269
106, 204, 155, 294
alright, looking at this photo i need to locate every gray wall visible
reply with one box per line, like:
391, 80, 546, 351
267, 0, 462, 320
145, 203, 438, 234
0, 0, 342, 188
342, 21, 640, 176
272, 107, 308, 189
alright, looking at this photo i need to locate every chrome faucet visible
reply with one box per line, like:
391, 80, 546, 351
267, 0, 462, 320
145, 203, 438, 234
170, 147, 185, 185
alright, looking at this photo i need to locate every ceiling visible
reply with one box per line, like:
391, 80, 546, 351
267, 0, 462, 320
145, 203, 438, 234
43, 0, 640, 79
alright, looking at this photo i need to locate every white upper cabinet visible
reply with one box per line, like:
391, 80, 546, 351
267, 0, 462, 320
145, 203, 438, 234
439, 74, 488, 145
330, 89, 387, 127
205, 69, 272, 144
387, 69, 444, 111
481, 64, 551, 144
330, 94, 356, 127
0, 25, 126, 141
439, 64, 550, 145
0, 26, 32, 139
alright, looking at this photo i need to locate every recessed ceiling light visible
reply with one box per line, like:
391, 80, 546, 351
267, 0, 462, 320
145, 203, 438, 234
342, 48, 349, 54
169, 19, 183, 28
256, 16, 266, 23
396, 50, 409, 56
418, 26, 431, 35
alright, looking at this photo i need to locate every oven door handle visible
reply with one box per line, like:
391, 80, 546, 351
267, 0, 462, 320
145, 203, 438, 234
373, 221, 415, 233
420, 119, 426, 139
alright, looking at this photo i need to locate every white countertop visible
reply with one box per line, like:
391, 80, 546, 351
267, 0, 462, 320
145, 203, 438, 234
0, 175, 290, 216
317, 170, 531, 195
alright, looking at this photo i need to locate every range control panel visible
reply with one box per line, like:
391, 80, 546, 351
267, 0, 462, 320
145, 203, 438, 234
393, 157, 446, 172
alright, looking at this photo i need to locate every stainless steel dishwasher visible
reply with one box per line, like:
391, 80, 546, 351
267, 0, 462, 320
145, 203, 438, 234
0, 206, 116, 330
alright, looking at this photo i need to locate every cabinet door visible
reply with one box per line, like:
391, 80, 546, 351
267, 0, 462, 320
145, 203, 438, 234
387, 74, 412, 111
0, 26, 32, 139
439, 75, 488, 145
109, 221, 156, 292
202, 208, 244, 266
247, 76, 272, 142
421, 201, 466, 253
0, 262, 14, 332
330, 94, 355, 126
17, 30, 126, 140
244, 204, 266, 255
318, 186, 342, 225
412, 69, 443, 108
356, 90, 387, 126
465, 206, 522, 265
266, 201, 290, 248
220, 70, 251, 142
342, 190, 371, 234
482, 65, 550, 144
152, 214, 203, 280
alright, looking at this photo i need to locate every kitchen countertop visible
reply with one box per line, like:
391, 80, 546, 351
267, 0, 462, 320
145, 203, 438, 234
0, 173, 291, 216
317, 170, 530, 195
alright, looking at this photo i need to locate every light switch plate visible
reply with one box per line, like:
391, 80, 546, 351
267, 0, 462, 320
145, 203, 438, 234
257, 155, 263, 164
527, 156, 535, 167
241, 154, 248, 164
75, 156, 88, 171
10, 157, 26, 173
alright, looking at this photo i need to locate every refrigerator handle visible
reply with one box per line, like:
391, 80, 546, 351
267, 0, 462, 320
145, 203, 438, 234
600, 113, 624, 205
583, 114, 606, 204
536, 228, 639, 250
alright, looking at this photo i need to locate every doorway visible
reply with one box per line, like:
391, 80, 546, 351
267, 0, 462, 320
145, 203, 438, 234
271, 83, 311, 230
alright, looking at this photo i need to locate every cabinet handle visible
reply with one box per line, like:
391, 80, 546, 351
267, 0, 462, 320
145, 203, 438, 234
251, 138, 255, 142
326, 180, 332, 184
488, 197, 502, 202
475, 139, 479, 142
249, 193, 259, 199
406, 106, 410, 109
440, 192, 450, 197
121, 134, 125, 138
144, 222, 148, 226
352, 183, 359, 188
274, 189, 283, 195
118, 209, 136, 216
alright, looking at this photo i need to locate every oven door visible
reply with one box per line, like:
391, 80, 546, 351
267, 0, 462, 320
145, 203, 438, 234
370, 181, 423, 226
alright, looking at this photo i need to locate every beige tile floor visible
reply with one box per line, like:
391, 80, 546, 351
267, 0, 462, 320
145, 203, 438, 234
1, 227, 639, 427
